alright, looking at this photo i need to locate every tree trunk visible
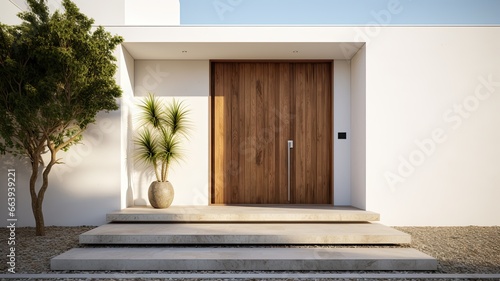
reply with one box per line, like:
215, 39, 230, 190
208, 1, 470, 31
35, 145, 57, 236
29, 154, 46, 236
34, 201, 45, 236
29, 142, 58, 236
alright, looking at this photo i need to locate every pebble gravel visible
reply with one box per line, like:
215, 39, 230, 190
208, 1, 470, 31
395, 226, 500, 274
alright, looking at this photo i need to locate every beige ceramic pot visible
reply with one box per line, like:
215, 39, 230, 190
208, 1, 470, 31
148, 181, 174, 208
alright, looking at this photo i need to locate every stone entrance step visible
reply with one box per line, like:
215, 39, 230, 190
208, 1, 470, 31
80, 223, 410, 245
107, 205, 379, 223
51, 247, 437, 271
51, 206, 437, 272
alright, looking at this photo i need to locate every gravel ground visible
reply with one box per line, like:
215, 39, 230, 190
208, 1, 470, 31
395, 226, 500, 274
0, 226, 499, 280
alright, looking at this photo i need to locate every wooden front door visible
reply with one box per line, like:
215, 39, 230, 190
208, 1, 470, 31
211, 62, 332, 204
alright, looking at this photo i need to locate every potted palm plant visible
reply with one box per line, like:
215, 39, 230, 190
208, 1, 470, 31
134, 94, 190, 208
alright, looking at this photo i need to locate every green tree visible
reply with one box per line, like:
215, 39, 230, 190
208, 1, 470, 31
0, 0, 123, 236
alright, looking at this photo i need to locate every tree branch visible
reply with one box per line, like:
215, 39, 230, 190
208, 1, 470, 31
54, 128, 83, 152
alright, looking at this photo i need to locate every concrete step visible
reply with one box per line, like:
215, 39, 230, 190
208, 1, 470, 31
107, 205, 380, 223
80, 223, 410, 245
51, 247, 437, 271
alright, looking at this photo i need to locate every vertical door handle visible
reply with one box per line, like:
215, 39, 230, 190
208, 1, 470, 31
287, 140, 293, 202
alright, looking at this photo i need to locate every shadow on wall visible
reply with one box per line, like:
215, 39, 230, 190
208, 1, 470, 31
134, 61, 209, 97
126, 60, 210, 207
0, 111, 122, 226
128, 96, 209, 207
44, 193, 119, 226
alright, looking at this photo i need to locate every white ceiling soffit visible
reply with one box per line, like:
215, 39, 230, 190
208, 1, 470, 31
122, 42, 364, 60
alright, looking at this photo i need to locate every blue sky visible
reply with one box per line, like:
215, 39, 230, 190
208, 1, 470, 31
180, 0, 500, 25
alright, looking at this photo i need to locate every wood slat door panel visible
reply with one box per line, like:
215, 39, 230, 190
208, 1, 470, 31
291, 63, 332, 204
276, 63, 292, 203
212, 62, 332, 204
212, 62, 226, 204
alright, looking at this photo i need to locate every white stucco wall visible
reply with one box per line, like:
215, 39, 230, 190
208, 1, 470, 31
109, 26, 500, 226
127, 60, 352, 207
350, 44, 367, 210
72, 0, 125, 25
118, 46, 135, 209
0, 0, 23, 25
0, 0, 180, 26
0, 0, 127, 227
130, 60, 210, 206
0, 1, 181, 227
365, 27, 500, 226
1, 1, 499, 227
0, 111, 122, 227
75, 0, 180, 25
124, 0, 180, 25
334, 60, 352, 206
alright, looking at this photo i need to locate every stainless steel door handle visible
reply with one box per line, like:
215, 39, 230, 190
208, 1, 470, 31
287, 140, 293, 202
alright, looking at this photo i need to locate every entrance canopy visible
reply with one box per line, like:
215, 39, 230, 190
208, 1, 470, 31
106, 26, 365, 60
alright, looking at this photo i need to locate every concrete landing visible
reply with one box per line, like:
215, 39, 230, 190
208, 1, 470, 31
80, 223, 410, 245
51, 247, 437, 271
106, 205, 379, 223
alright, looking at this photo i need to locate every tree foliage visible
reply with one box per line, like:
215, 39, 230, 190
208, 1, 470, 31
0, 0, 123, 235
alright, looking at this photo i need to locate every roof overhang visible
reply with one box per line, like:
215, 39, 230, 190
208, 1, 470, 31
106, 26, 366, 60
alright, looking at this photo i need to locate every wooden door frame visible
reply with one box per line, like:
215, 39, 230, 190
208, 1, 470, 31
209, 60, 334, 205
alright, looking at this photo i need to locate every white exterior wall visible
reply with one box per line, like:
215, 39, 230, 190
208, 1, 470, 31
0, 0, 180, 26
0, 1, 23, 25
1, 1, 499, 226
130, 60, 210, 206
0, 111, 122, 227
0, 0, 180, 226
127, 60, 351, 206
111, 26, 500, 226
119, 46, 135, 209
365, 27, 500, 226
76, 0, 180, 25
350, 45, 367, 210
124, 0, 180, 25
74, 0, 180, 25
333, 60, 352, 205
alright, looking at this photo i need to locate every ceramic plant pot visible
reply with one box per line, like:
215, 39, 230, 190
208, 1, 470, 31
148, 181, 174, 208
